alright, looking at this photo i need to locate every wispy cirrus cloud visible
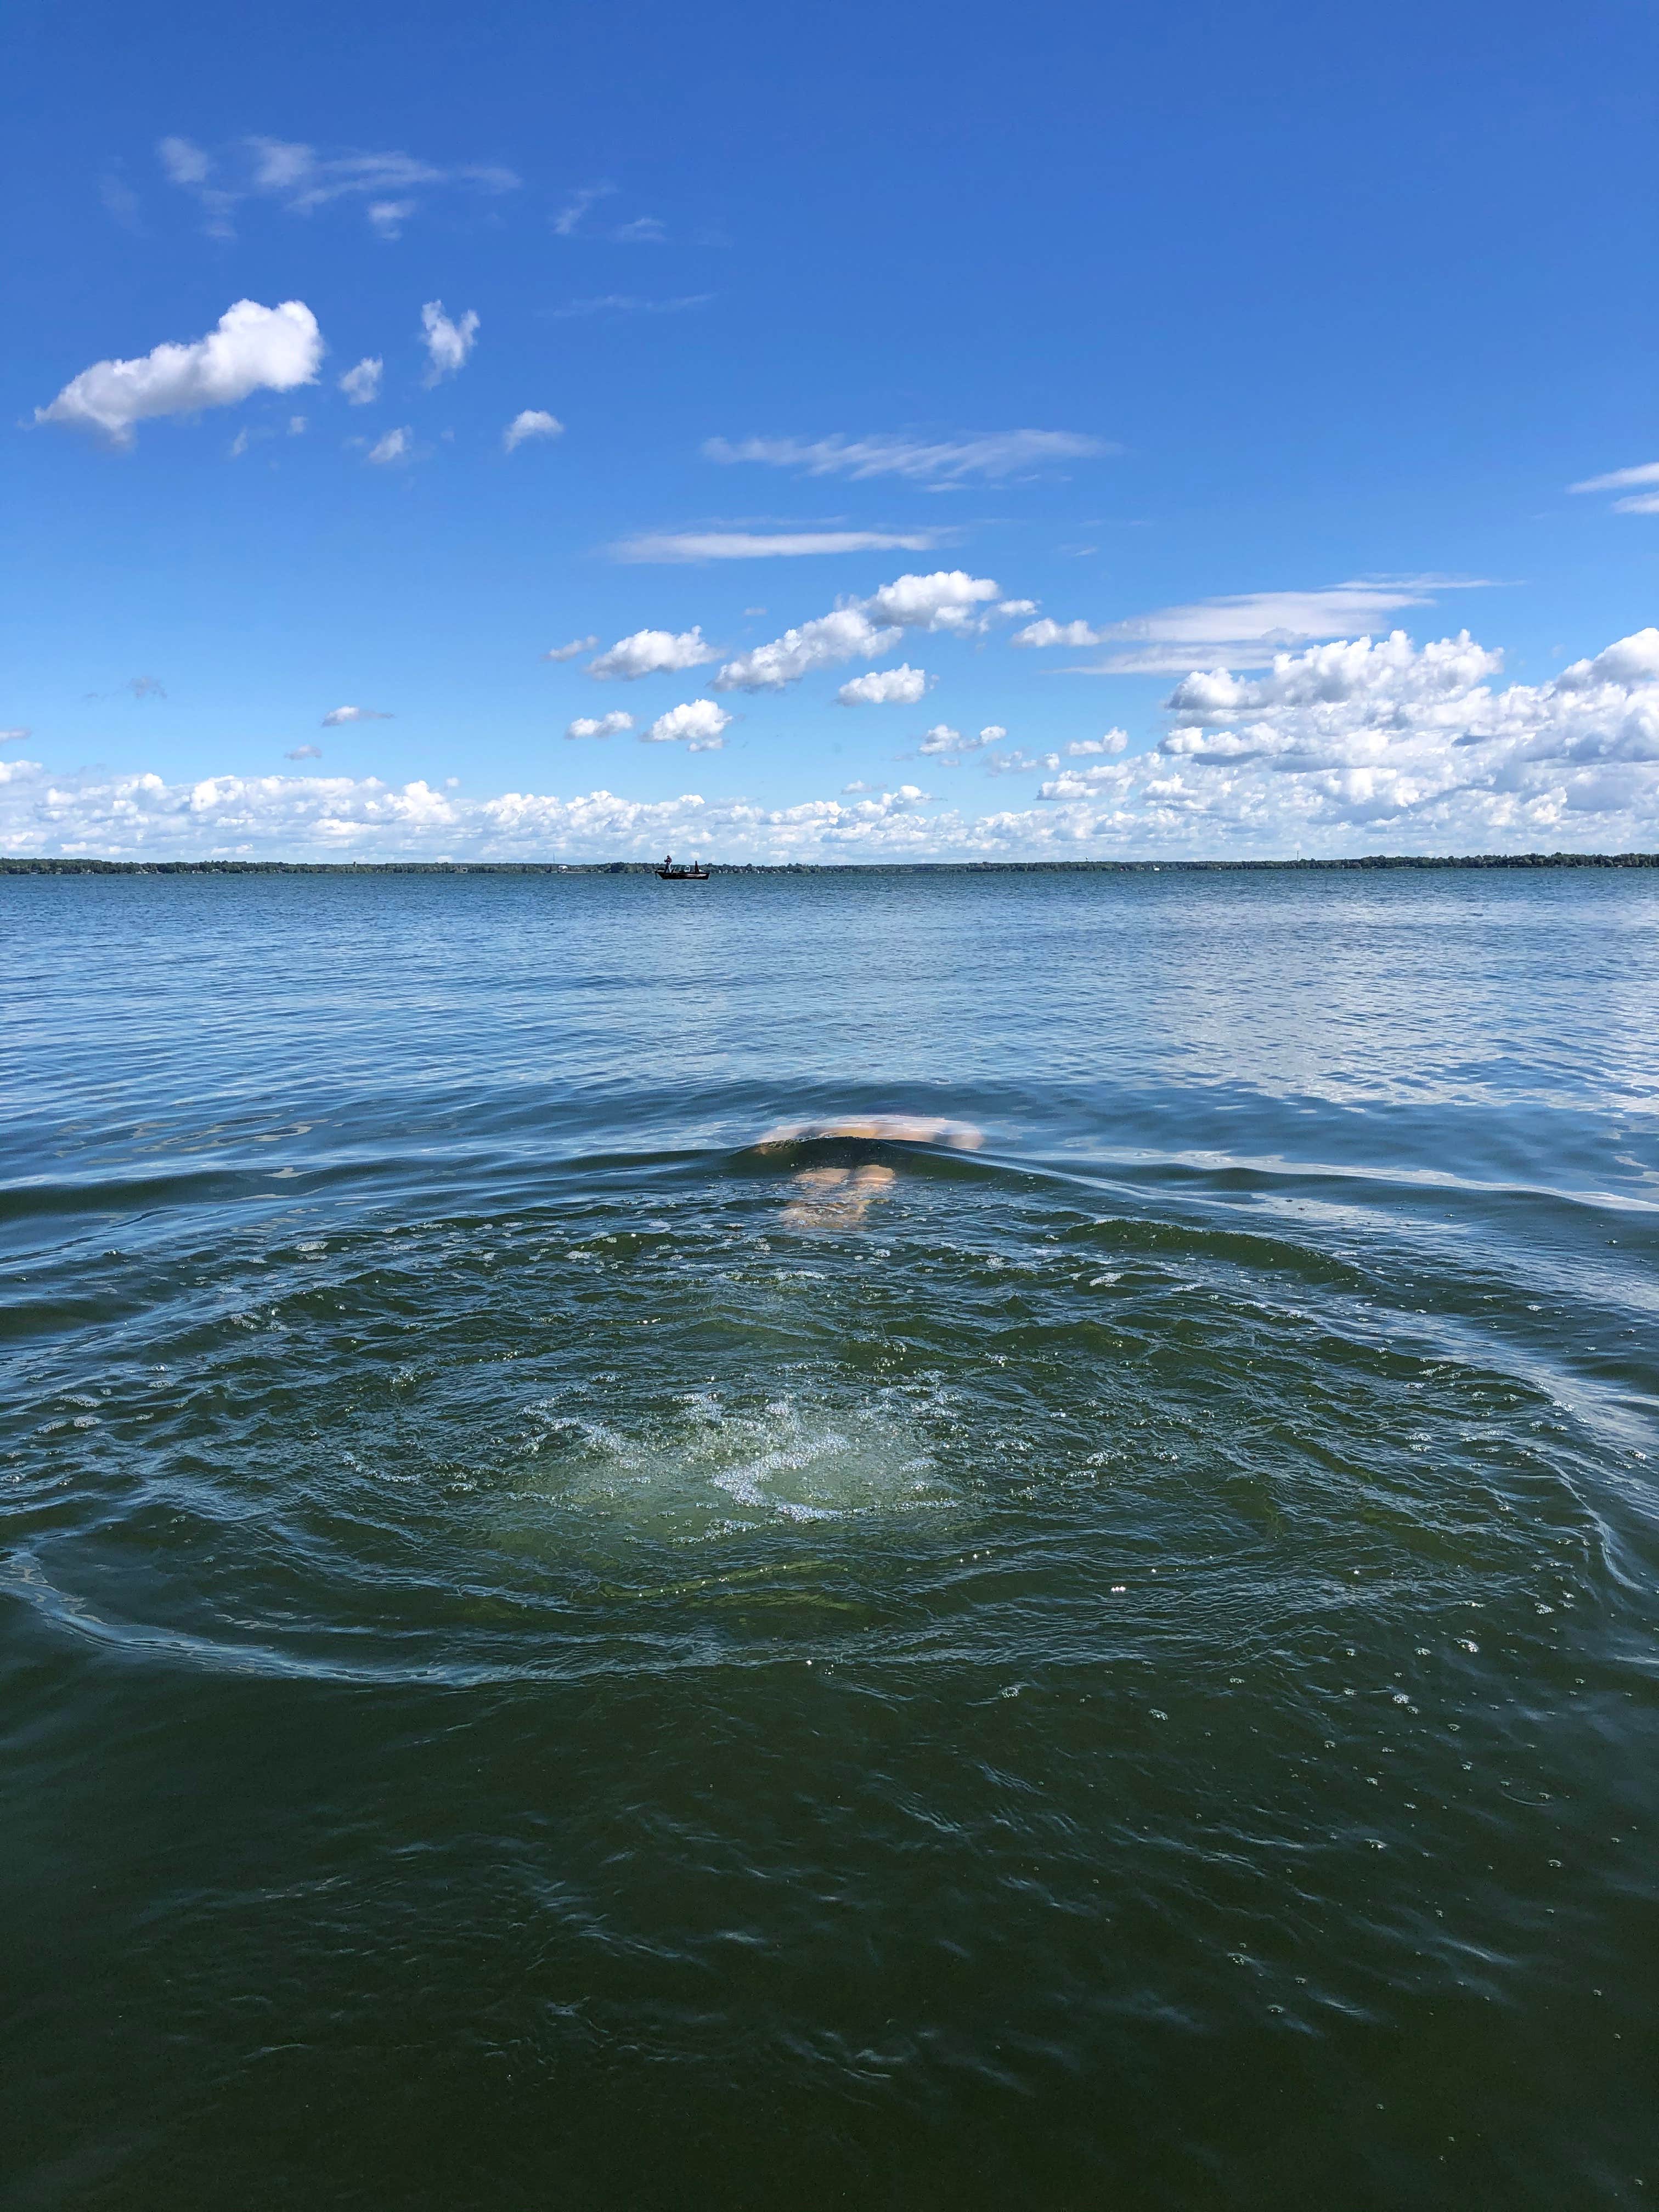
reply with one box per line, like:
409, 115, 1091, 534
157, 135, 518, 240
321, 706, 393, 726
1013, 577, 1499, 673
611, 528, 947, 563
549, 293, 714, 321
1569, 461, 1659, 515
544, 636, 599, 662
703, 430, 1115, 486
551, 184, 667, 242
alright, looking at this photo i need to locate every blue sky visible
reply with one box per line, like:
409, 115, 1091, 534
5, 0, 1659, 860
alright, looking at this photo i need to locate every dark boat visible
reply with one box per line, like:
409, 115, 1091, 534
655, 854, 709, 881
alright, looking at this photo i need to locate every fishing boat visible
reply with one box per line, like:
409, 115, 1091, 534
654, 854, 709, 881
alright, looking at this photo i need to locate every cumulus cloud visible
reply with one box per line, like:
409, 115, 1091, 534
644, 700, 732, 749
922, 725, 1007, 762
1014, 579, 1495, 673
703, 431, 1115, 484
837, 663, 929, 706
1067, 731, 1128, 756
711, 607, 898, 692
1013, 617, 1107, 649
365, 426, 411, 466
320, 705, 393, 726
985, 748, 1062, 774
34, 299, 322, 448
589, 626, 716, 681
421, 301, 479, 385
504, 408, 564, 452
12, 626, 1659, 862
865, 571, 1001, 632
157, 136, 518, 239
285, 744, 322, 760
612, 529, 945, 563
338, 356, 382, 405
711, 571, 1002, 692
566, 712, 634, 739
544, 635, 599, 662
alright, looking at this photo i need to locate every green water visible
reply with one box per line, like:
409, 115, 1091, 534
3, 868, 1656, 2207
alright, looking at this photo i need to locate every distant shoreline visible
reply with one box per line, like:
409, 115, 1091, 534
3, 851, 1657, 877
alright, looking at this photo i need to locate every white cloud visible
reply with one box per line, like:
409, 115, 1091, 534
1567, 461, 1659, 516
837, 664, 929, 706
1067, 730, 1128, 755
612, 529, 945, 563
865, 570, 1001, 632
158, 135, 211, 186
552, 183, 616, 236
288, 415, 306, 435
612, 216, 666, 242
589, 627, 717, 681
157, 136, 518, 238
918, 725, 1007, 763
321, 705, 393, 726
997, 599, 1037, 617
421, 301, 479, 385
566, 712, 634, 740
985, 748, 1061, 774
643, 699, 732, 749
1, 727, 30, 742
365, 426, 411, 466
703, 431, 1115, 484
13, 626, 1658, 861
1569, 461, 1659, 496
550, 294, 713, 320
710, 571, 1002, 692
339, 356, 383, 405
712, 608, 899, 692
285, 744, 322, 760
1015, 579, 1496, 673
504, 408, 564, 452
1013, 618, 1106, 648
34, 299, 322, 448
544, 635, 599, 662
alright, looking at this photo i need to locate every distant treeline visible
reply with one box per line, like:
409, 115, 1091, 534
3, 851, 1657, 877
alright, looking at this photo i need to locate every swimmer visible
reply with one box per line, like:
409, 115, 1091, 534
756, 1113, 983, 1154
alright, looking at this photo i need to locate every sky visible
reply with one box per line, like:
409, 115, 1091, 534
5, 0, 1659, 862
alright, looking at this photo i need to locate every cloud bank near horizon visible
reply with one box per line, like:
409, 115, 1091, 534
6, 625, 1659, 864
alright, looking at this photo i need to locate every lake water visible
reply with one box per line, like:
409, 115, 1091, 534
3, 867, 1657, 2209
